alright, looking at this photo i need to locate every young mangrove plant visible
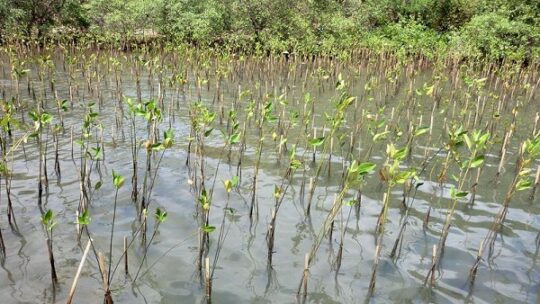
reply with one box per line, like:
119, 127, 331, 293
370, 143, 416, 296
469, 132, 540, 283
29, 110, 53, 206
426, 126, 489, 285
133, 207, 168, 282
105, 170, 125, 299
41, 209, 58, 285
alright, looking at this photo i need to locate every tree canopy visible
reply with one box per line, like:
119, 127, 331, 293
1, 0, 539, 60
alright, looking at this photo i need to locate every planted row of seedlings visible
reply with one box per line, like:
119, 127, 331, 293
0, 42, 538, 302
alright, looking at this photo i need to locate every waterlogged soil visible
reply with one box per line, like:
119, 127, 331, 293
0, 49, 539, 303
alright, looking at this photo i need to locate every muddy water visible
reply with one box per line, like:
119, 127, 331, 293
0, 49, 539, 303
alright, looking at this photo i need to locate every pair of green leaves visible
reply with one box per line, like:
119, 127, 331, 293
41, 209, 57, 231
155, 208, 168, 223
223, 176, 239, 193
112, 170, 125, 189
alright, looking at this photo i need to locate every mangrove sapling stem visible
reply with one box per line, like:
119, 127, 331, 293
334, 204, 353, 273
426, 129, 490, 284
469, 166, 483, 205
306, 177, 314, 215
430, 245, 437, 284
133, 230, 196, 280
369, 187, 393, 294
41, 210, 58, 285
0, 226, 5, 259
528, 165, 540, 201
133, 208, 167, 282
208, 180, 235, 284
367, 245, 381, 297
139, 102, 161, 216
250, 136, 264, 222
125, 98, 139, 202
390, 180, 422, 260
108, 171, 124, 286
533, 112, 539, 136
139, 148, 169, 211
109, 216, 150, 280
298, 159, 375, 295
53, 131, 61, 181
298, 253, 309, 299
124, 236, 128, 274
469, 240, 484, 282
266, 176, 294, 266
0, 144, 16, 226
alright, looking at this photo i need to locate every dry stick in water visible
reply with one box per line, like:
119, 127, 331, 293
67, 239, 92, 304
98, 252, 108, 290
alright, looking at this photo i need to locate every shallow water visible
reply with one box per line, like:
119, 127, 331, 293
0, 49, 539, 303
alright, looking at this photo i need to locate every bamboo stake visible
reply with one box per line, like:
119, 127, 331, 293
67, 239, 92, 304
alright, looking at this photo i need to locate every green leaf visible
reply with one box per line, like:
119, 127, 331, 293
203, 225, 216, 233
94, 180, 103, 190
309, 136, 325, 147
155, 208, 168, 223
229, 133, 241, 144
231, 176, 239, 187
41, 209, 55, 230
357, 162, 376, 176
41, 113, 53, 124
290, 159, 302, 170
414, 126, 429, 137
516, 179, 532, 191
29, 111, 39, 122
394, 148, 407, 161
274, 185, 282, 198
394, 170, 415, 184
463, 134, 473, 150
470, 155, 485, 168
450, 186, 468, 199
112, 170, 125, 189
223, 180, 233, 193
373, 131, 389, 142
77, 210, 91, 226
91, 146, 102, 160
204, 128, 213, 137
456, 192, 468, 198
345, 200, 358, 206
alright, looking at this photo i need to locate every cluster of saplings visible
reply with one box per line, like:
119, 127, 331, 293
0, 40, 538, 303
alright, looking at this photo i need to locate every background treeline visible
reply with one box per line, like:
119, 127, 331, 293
0, 0, 539, 60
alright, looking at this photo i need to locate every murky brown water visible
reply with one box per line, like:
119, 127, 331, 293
0, 48, 539, 303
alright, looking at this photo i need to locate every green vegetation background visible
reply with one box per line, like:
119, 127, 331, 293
1, 0, 539, 61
